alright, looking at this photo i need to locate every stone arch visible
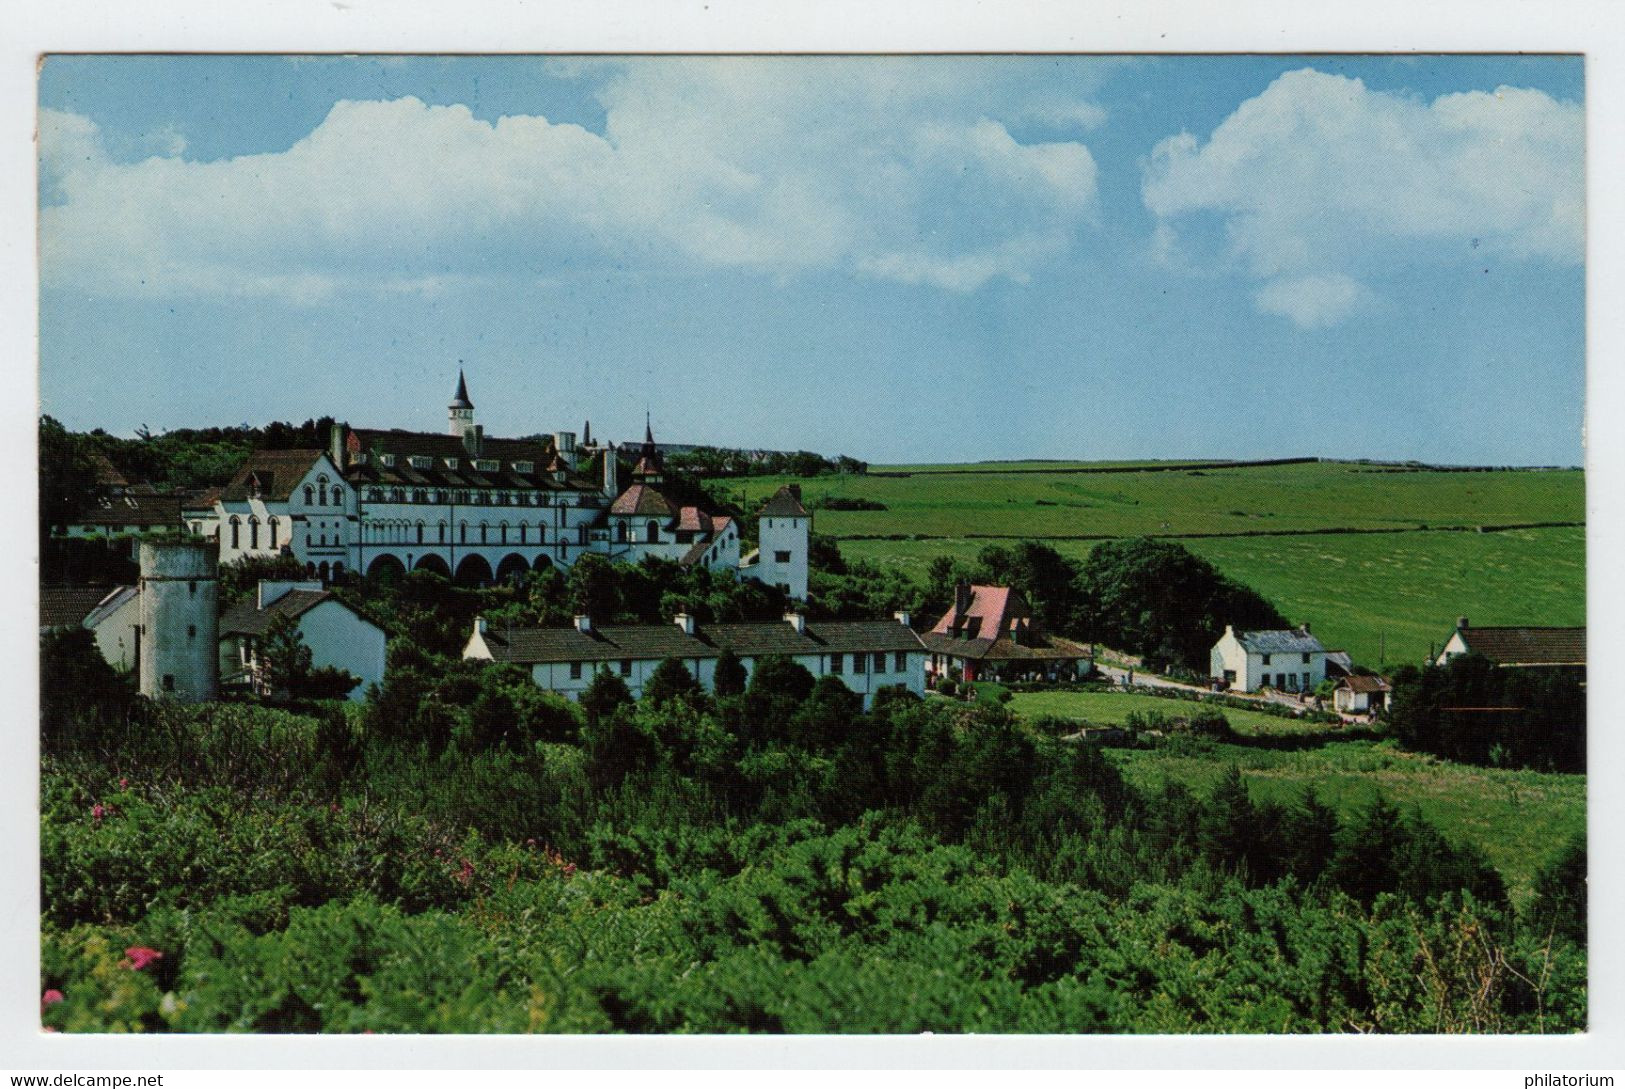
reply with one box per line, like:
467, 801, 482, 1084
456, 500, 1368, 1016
367, 553, 406, 583
495, 552, 530, 584
453, 553, 494, 587
413, 553, 451, 579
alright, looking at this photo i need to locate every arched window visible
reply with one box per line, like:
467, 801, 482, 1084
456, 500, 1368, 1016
582, 524, 591, 546
230, 517, 240, 550
616, 521, 628, 543
499, 522, 508, 544
268, 517, 279, 549
645, 520, 659, 543
333, 562, 344, 577
416, 522, 425, 544
330, 486, 343, 506
392, 488, 405, 503
249, 516, 260, 550
304, 485, 314, 505
438, 521, 446, 543
518, 523, 526, 544
538, 525, 547, 543
414, 489, 427, 504
318, 561, 330, 582
459, 522, 467, 544
319, 484, 327, 506
480, 522, 489, 544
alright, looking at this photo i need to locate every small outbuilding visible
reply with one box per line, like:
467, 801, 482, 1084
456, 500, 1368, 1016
1333, 674, 1391, 715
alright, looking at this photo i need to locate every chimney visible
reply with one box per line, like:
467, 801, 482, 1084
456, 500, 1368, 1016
784, 611, 807, 634
329, 421, 348, 470
475, 616, 488, 635
602, 442, 619, 498
574, 614, 592, 634
675, 612, 697, 636
894, 609, 912, 629
1301, 621, 1311, 634
1225, 624, 1235, 637
464, 424, 484, 456
954, 582, 972, 619
1457, 616, 1470, 631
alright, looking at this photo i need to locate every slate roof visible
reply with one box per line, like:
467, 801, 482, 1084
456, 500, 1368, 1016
73, 493, 183, 529
1339, 674, 1392, 694
41, 586, 120, 630
84, 586, 139, 629
610, 484, 677, 518
758, 484, 809, 518
1455, 626, 1585, 667
1235, 628, 1325, 655
478, 617, 923, 665
219, 589, 338, 637
920, 631, 1092, 663
344, 429, 598, 492
221, 449, 329, 503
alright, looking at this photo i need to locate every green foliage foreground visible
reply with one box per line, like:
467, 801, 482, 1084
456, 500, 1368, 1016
40, 641, 1586, 1034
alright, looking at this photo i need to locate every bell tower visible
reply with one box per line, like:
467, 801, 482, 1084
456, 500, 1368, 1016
448, 368, 475, 439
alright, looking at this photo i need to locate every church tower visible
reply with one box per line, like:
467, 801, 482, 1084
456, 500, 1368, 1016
757, 484, 810, 602
631, 413, 664, 486
448, 370, 475, 440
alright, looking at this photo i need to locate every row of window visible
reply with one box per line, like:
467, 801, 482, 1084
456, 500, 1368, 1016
302, 484, 345, 507
1259, 652, 1315, 666
227, 516, 279, 551
362, 487, 600, 509
830, 651, 910, 675
565, 652, 913, 682
361, 521, 596, 546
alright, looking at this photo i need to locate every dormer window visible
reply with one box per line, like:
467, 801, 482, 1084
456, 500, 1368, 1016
513, 460, 534, 474
476, 458, 500, 472
378, 454, 396, 467
408, 456, 432, 470
444, 457, 459, 470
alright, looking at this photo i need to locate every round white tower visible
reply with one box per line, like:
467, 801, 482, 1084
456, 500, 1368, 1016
138, 538, 219, 703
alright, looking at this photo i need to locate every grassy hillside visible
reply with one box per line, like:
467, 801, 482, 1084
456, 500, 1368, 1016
1009, 689, 1326, 736
729, 459, 1584, 669
725, 461, 1582, 539
1102, 739, 1583, 909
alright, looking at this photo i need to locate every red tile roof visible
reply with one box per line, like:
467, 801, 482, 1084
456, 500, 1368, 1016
610, 484, 677, 518
930, 585, 1032, 641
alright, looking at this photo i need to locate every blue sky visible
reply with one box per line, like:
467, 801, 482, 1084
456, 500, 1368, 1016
37, 55, 1584, 464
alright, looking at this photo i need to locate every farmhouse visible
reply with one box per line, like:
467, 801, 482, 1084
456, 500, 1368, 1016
196, 374, 784, 591
1333, 674, 1391, 715
464, 611, 925, 708
1434, 617, 1585, 672
64, 456, 183, 538
920, 584, 1091, 685
1209, 624, 1327, 693
219, 581, 387, 701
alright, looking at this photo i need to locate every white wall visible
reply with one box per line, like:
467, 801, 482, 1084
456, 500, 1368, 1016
88, 591, 141, 673
298, 600, 388, 700
757, 514, 810, 600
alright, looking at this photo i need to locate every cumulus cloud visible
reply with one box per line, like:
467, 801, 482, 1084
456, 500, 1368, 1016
40, 60, 1102, 301
1142, 68, 1582, 327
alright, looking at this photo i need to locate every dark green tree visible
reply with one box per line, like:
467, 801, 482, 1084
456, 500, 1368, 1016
643, 657, 704, 708
713, 650, 747, 697
580, 666, 634, 728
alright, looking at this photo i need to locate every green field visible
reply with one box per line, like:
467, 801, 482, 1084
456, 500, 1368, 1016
1009, 689, 1328, 736
841, 525, 1584, 668
726, 461, 1583, 539
724, 458, 1584, 669
1099, 739, 1583, 908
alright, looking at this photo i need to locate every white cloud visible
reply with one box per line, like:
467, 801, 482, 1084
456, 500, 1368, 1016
1254, 273, 1366, 328
1142, 68, 1582, 327
40, 60, 1103, 302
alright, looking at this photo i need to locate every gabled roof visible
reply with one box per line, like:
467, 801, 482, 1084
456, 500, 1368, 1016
610, 483, 677, 518
930, 585, 1033, 641
1339, 674, 1392, 694
479, 618, 923, 665
221, 449, 329, 503
41, 586, 120, 630
1454, 626, 1585, 667
343, 428, 599, 492
758, 484, 809, 518
219, 589, 348, 637
84, 586, 139, 629
87, 454, 130, 490
1235, 628, 1325, 655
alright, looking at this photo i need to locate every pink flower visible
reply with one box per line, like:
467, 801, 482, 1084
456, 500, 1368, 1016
119, 777, 128, 789
41, 989, 64, 1011
563, 863, 577, 878
123, 946, 163, 971
91, 803, 106, 823
456, 858, 475, 887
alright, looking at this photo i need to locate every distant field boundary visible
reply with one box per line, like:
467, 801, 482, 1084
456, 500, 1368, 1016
833, 520, 1586, 544
865, 457, 1579, 478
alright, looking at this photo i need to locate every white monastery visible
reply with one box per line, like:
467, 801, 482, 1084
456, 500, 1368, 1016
195, 374, 809, 600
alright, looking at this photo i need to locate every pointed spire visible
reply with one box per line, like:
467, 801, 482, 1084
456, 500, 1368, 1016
450, 367, 474, 410
582, 419, 592, 446
644, 409, 654, 446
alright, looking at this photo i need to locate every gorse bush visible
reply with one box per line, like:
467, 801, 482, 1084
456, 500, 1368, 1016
39, 657, 1586, 1033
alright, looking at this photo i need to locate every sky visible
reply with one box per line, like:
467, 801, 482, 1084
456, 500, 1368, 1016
36, 54, 1585, 465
